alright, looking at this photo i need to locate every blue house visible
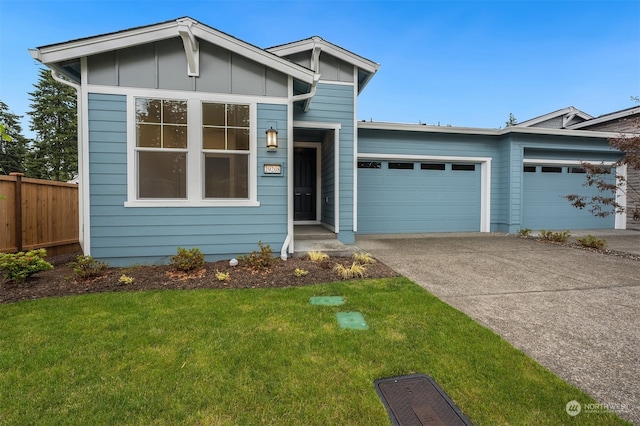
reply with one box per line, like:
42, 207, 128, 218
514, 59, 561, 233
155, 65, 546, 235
29, 17, 626, 266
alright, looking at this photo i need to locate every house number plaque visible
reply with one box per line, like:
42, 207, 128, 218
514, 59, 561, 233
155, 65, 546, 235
263, 164, 282, 175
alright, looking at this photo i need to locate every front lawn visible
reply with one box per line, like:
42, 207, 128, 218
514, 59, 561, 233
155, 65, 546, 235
0, 278, 628, 425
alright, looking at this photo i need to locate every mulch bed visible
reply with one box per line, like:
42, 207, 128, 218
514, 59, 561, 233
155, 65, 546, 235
0, 252, 399, 304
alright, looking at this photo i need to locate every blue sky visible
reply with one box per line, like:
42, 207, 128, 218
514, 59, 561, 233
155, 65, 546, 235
1, 0, 639, 135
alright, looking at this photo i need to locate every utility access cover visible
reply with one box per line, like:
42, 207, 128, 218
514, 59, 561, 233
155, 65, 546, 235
336, 311, 368, 330
374, 374, 472, 426
309, 296, 345, 306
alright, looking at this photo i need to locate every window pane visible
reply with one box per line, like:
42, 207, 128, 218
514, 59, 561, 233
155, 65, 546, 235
203, 127, 225, 149
163, 125, 188, 148
204, 153, 248, 199
228, 104, 249, 127
227, 128, 250, 150
136, 98, 161, 123
137, 124, 161, 147
163, 100, 187, 124
138, 151, 187, 199
203, 103, 225, 126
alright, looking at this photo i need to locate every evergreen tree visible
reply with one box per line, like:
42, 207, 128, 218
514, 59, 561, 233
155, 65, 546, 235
0, 101, 29, 174
26, 68, 77, 181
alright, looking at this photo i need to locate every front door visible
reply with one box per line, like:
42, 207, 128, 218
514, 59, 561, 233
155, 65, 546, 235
294, 147, 316, 221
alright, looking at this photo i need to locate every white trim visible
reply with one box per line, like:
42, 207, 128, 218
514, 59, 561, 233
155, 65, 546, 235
616, 164, 627, 229
81, 57, 90, 255
286, 81, 294, 254
293, 121, 342, 234
523, 158, 617, 166
125, 92, 260, 207
293, 141, 322, 223
517, 106, 593, 128
352, 66, 359, 233
358, 120, 621, 139
31, 18, 318, 85
358, 153, 492, 232
86, 84, 291, 105
567, 107, 640, 130
317, 80, 355, 87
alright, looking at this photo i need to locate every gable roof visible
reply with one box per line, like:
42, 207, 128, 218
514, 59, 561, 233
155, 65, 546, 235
567, 105, 640, 130
517, 106, 593, 128
267, 36, 380, 93
30, 17, 318, 86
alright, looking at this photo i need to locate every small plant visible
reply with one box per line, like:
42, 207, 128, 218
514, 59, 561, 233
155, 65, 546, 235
0, 249, 53, 283
68, 255, 108, 280
294, 268, 309, 277
215, 270, 231, 282
517, 228, 532, 237
334, 262, 366, 280
538, 229, 571, 243
352, 252, 376, 265
118, 274, 134, 285
577, 234, 607, 250
240, 241, 276, 271
307, 251, 329, 263
171, 247, 205, 272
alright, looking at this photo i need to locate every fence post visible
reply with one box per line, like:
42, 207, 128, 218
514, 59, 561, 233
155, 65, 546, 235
10, 172, 23, 252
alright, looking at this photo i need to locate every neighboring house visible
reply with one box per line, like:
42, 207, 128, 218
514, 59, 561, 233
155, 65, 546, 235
29, 17, 627, 266
519, 106, 640, 230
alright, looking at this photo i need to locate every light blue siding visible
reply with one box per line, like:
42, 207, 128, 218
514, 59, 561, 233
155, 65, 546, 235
88, 93, 289, 266
294, 83, 355, 243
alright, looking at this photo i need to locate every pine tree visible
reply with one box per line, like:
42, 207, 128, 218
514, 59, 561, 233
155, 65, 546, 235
26, 68, 77, 181
0, 101, 30, 174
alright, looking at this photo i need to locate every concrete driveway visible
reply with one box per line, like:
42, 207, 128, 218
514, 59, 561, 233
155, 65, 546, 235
356, 231, 640, 424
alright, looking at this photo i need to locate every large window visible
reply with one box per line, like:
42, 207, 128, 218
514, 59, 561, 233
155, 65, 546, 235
132, 97, 254, 204
136, 98, 188, 199
202, 103, 250, 199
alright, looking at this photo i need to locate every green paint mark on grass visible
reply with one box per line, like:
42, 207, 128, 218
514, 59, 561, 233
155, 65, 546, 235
310, 296, 345, 306
336, 311, 368, 330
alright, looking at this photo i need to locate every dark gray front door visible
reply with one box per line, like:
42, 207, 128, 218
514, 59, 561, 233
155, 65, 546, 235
294, 148, 316, 221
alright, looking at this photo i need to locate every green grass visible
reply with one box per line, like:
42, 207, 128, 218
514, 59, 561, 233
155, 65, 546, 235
0, 278, 629, 425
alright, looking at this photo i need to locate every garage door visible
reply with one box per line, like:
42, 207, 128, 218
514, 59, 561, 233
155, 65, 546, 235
522, 164, 615, 230
358, 160, 481, 233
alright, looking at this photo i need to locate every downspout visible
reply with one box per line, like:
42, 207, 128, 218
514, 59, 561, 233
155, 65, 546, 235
50, 69, 85, 251
280, 233, 292, 260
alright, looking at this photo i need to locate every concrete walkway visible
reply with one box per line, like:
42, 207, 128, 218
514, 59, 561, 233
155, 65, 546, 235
356, 231, 640, 424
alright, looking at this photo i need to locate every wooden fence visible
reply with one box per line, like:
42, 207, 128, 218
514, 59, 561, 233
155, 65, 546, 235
1, 173, 81, 256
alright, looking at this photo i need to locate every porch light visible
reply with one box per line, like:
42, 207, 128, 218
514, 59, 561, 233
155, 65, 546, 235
266, 127, 278, 150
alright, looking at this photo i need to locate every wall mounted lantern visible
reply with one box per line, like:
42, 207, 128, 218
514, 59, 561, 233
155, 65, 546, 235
266, 127, 278, 150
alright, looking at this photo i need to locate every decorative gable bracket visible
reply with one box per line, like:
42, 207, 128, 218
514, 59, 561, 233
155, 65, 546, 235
177, 18, 199, 77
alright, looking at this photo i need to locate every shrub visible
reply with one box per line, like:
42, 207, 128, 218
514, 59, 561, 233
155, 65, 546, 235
334, 262, 366, 280
294, 268, 309, 277
118, 274, 134, 285
577, 234, 607, 250
171, 247, 205, 272
68, 255, 109, 280
517, 228, 532, 237
307, 251, 329, 263
215, 270, 231, 282
0, 249, 53, 283
240, 241, 276, 271
352, 252, 376, 265
538, 229, 571, 243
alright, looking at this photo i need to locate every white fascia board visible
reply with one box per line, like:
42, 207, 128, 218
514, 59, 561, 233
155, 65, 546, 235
567, 107, 640, 130
268, 37, 380, 74
30, 18, 317, 86
31, 23, 179, 64
191, 26, 317, 84
357, 121, 621, 139
517, 107, 593, 128
523, 158, 618, 165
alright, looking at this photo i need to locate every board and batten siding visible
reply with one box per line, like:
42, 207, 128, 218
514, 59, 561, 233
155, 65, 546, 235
87, 37, 288, 97
294, 83, 355, 243
88, 93, 288, 266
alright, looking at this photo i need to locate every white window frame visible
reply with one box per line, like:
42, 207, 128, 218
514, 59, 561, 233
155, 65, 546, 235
124, 91, 259, 207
